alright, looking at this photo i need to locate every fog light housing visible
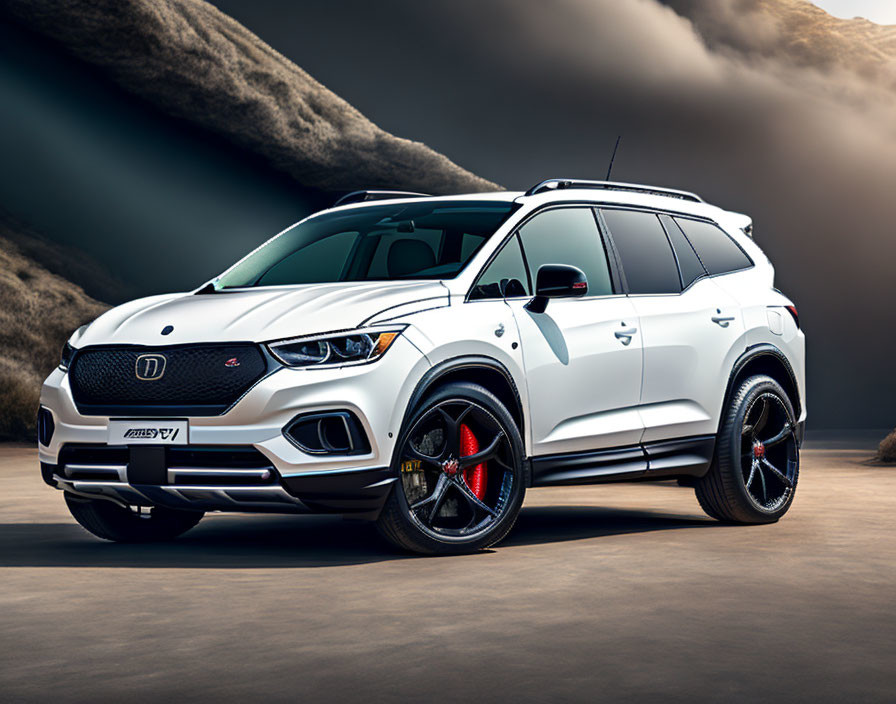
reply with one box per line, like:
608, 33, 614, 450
37, 406, 55, 446
284, 411, 371, 456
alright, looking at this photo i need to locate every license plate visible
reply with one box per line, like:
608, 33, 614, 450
108, 420, 188, 445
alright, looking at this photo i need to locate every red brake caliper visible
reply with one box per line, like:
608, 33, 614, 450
460, 424, 487, 500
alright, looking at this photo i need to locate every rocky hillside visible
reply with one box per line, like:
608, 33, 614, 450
1, 0, 497, 195
0, 218, 108, 439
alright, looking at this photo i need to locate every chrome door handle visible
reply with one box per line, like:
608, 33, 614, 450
711, 315, 735, 328
615, 328, 637, 345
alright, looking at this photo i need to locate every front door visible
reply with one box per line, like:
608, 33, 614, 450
508, 206, 644, 456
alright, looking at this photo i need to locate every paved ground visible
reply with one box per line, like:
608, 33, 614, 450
1, 438, 894, 703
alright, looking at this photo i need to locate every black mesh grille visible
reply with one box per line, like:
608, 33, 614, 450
69, 344, 268, 415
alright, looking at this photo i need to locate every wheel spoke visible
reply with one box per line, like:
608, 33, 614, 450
435, 408, 459, 450
410, 473, 450, 524
760, 458, 794, 488
750, 397, 770, 436
762, 422, 792, 448
492, 455, 512, 471
454, 476, 497, 517
757, 462, 768, 502
458, 431, 504, 468
405, 443, 443, 465
745, 461, 757, 490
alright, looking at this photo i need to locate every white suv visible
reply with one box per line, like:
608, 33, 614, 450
38, 179, 806, 554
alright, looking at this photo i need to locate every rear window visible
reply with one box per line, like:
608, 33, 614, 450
674, 218, 752, 276
601, 209, 681, 294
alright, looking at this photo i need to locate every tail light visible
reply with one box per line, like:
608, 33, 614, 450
785, 305, 799, 329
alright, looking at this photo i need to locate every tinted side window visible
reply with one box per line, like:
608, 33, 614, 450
659, 214, 706, 288
470, 234, 530, 300
517, 208, 613, 296
601, 209, 681, 294
674, 218, 752, 275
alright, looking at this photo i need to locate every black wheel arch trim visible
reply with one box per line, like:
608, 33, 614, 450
722, 343, 801, 434
398, 355, 529, 484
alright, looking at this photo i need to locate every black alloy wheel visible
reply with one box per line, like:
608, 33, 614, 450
696, 375, 800, 524
740, 391, 799, 511
376, 382, 525, 554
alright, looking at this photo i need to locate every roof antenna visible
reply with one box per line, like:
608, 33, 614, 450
605, 135, 622, 181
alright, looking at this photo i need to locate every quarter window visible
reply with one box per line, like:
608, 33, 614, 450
659, 215, 706, 289
470, 234, 530, 299
517, 208, 613, 296
601, 209, 681, 294
674, 218, 752, 275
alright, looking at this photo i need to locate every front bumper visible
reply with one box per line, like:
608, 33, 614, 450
45, 459, 394, 515
39, 336, 430, 515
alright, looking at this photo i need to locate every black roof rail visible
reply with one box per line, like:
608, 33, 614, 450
333, 190, 431, 208
523, 179, 703, 203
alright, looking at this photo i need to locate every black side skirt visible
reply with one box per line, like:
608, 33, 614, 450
531, 435, 715, 487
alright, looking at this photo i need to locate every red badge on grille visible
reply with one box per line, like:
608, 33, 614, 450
224, 357, 240, 367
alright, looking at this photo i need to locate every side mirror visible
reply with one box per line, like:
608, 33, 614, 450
525, 264, 588, 314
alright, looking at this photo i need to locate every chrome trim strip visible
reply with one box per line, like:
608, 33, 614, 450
279, 465, 386, 478
53, 476, 308, 513
167, 467, 273, 481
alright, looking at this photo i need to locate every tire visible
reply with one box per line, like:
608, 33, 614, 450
696, 375, 800, 524
376, 381, 526, 555
65, 494, 204, 542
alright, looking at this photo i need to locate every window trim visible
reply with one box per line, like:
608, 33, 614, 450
465, 202, 623, 303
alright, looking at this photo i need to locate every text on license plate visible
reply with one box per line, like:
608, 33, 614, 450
108, 420, 189, 445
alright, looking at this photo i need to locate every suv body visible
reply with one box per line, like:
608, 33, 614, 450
39, 180, 806, 553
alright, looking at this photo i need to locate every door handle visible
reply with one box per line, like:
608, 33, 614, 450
615, 328, 637, 345
711, 314, 735, 328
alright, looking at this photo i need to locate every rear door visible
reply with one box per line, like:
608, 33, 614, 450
599, 208, 745, 442
501, 206, 644, 456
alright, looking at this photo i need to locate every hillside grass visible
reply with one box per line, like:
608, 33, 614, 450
0, 233, 108, 440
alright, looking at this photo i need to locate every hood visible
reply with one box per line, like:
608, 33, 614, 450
76, 281, 448, 347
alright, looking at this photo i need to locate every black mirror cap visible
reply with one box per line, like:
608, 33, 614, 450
525, 264, 588, 313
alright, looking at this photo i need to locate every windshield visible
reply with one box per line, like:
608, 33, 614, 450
214, 200, 520, 289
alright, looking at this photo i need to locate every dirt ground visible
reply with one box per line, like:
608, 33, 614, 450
1, 437, 894, 703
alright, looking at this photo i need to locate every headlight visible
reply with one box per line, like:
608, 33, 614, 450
268, 328, 404, 368
59, 342, 76, 371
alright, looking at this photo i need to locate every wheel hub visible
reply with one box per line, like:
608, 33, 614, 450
442, 458, 459, 476
753, 442, 766, 459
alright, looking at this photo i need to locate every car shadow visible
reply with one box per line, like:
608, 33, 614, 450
0, 506, 712, 569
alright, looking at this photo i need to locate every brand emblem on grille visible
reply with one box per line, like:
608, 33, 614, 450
135, 353, 167, 381
224, 357, 240, 367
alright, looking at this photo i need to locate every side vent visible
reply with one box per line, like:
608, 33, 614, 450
37, 407, 55, 446
284, 411, 371, 456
